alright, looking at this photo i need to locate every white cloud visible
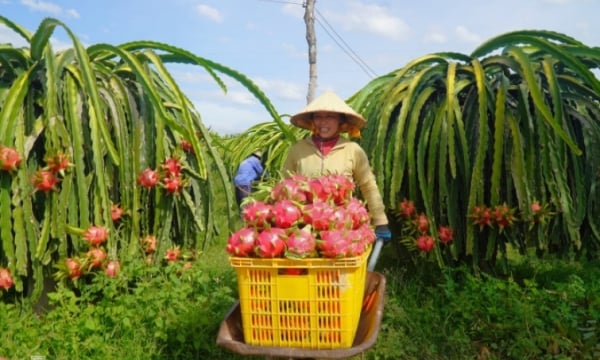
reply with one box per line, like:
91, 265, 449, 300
424, 30, 447, 44
20, 0, 78, 18
65, 8, 80, 19
455, 25, 481, 44
253, 77, 305, 102
326, 1, 410, 41
194, 100, 267, 135
195, 4, 223, 23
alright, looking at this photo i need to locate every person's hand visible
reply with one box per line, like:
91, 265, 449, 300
375, 225, 392, 243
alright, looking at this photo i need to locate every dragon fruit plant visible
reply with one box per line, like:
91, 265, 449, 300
226, 173, 375, 259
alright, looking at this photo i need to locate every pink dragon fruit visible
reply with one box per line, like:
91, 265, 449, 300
270, 177, 308, 203
242, 201, 272, 228
328, 206, 353, 230
226, 227, 258, 257
345, 197, 370, 229
356, 223, 376, 245
285, 226, 316, 259
303, 200, 335, 231
270, 199, 302, 228
317, 229, 352, 258
255, 227, 287, 258
328, 174, 355, 205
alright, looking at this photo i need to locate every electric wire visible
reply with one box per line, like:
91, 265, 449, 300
314, 8, 378, 78
258, 0, 378, 79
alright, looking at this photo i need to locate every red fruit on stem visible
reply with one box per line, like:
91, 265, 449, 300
399, 199, 416, 218
438, 226, 454, 244
142, 235, 157, 254
45, 152, 71, 173
531, 201, 542, 213
137, 168, 159, 188
0, 146, 22, 172
66, 258, 83, 280
181, 140, 194, 153
0, 267, 14, 290
165, 248, 182, 262
83, 225, 109, 247
162, 157, 182, 176
32, 169, 60, 193
86, 248, 107, 268
105, 260, 120, 277
415, 213, 430, 233
162, 175, 184, 194
472, 206, 493, 228
416, 235, 435, 252
111, 204, 124, 222
493, 204, 516, 230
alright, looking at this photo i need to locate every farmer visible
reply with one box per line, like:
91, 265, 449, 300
282, 90, 392, 242
234, 150, 265, 207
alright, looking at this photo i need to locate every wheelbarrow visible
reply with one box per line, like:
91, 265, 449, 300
216, 239, 387, 359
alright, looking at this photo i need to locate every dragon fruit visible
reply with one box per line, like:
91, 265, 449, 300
345, 197, 370, 228
270, 199, 302, 228
285, 226, 316, 259
318, 229, 352, 258
242, 201, 272, 229
302, 200, 335, 231
255, 227, 287, 258
271, 176, 308, 203
226, 227, 259, 257
227, 173, 375, 259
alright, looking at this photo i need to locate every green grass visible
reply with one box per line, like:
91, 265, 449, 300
1, 235, 599, 359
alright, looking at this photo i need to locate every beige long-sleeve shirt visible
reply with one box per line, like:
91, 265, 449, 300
282, 137, 388, 226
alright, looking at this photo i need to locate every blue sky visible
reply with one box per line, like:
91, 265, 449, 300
1, 0, 598, 134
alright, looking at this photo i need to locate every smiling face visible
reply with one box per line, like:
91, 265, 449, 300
312, 111, 342, 139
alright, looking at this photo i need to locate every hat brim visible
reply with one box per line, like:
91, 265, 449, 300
289, 91, 367, 131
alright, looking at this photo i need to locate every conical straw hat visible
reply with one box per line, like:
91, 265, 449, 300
290, 91, 367, 130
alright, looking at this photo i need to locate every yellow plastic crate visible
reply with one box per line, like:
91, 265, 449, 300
230, 248, 370, 349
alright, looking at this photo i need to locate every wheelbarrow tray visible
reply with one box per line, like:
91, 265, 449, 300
216, 271, 386, 359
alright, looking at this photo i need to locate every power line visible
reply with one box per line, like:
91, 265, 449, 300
314, 8, 378, 79
258, 0, 378, 79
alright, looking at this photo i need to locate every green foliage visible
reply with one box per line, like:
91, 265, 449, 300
0, 251, 240, 359
2, 249, 599, 359
369, 255, 600, 359
0, 16, 281, 300
348, 30, 600, 268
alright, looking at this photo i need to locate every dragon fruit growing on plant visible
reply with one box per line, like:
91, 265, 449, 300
226, 173, 375, 259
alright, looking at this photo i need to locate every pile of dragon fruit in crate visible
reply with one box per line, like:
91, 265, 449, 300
226, 173, 376, 259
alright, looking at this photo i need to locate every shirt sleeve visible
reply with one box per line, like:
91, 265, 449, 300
352, 144, 388, 226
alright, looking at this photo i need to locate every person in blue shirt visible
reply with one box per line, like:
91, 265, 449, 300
233, 150, 265, 207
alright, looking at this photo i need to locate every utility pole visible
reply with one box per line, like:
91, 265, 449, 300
303, 0, 317, 104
